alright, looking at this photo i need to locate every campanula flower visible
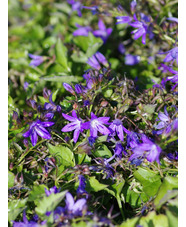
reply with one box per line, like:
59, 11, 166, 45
73, 24, 92, 36
63, 83, 75, 95
61, 110, 88, 143
77, 175, 87, 195
154, 107, 178, 135
109, 119, 129, 141
125, 54, 140, 65
87, 52, 109, 70
28, 53, 44, 67
84, 112, 110, 137
116, 16, 133, 24
159, 47, 178, 65
45, 186, 60, 197
114, 143, 127, 158
68, 0, 82, 17
44, 93, 61, 112
65, 192, 87, 216
92, 19, 112, 43
129, 135, 162, 164
23, 119, 54, 146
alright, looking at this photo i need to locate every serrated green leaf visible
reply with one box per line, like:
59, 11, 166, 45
133, 167, 161, 197
8, 199, 28, 222
47, 143, 75, 167
28, 184, 47, 203
35, 191, 67, 215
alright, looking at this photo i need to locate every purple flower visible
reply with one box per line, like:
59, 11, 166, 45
167, 17, 178, 23
129, 16, 149, 44
85, 112, 110, 137
77, 175, 87, 195
45, 186, 60, 197
109, 119, 129, 141
61, 110, 87, 143
130, 0, 137, 13
65, 192, 87, 216
118, 43, 125, 55
73, 24, 92, 36
68, 0, 82, 17
116, 16, 133, 24
87, 52, 109, 70
154, 107, 178, 135
114, 143, 127, 158
84, 100, 90, 106
159, 47, 178, 65
125, 54, 140, 65
63, 83, 75, 95
23, 119, 54, 146
13, 210, 43, 227
127, 131, 140, 149
92, 19, 112, 43
129, 135, 162, 164
23, 82, 29, 91
44, 93, 61, 113
28, 53, 44, 67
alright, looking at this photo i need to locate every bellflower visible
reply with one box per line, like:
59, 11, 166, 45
125, 54, 140, 65
154, 107, 178, 135
45, 186, 60, 197
116, 16, 133, 24
87, 52, 109, 70
13, 210, 45, 227
109, 119, 129, 141
85, 112, 110, 137
67, 0, 82, 17
44, 93, 61, 112
77, 175, 87, 195
114, 143, 127, 158
127, 131, 140, 149
73, 24, 92, 36
23, 119, 54, 146
159, 47, 178, 65
28, 53, 44, 67
129, 135, 162, 164
63, 82, 75, 95
61, 110, 87, 143
129, 15, 149, 44
92, 19, 112, 43
65, 192, 87, 216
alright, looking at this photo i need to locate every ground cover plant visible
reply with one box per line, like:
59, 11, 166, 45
8, 0, 178, 226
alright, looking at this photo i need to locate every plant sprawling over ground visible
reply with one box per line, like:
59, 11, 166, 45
8, 0, 178, 226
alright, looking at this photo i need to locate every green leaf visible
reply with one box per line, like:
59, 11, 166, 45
71, 51, 88, 63
55, 38, 70, 72
123, 184, 148, 208
86, 176, 108, 192
42, 75, 79, 83
35, 191, 67, 216
94, 144, 112, 158
139, 211, 168, 227
47, 143, 75, 167
86, 40, 103, 57
133, 167, 161, 197
8, 171, 15, 188
120, 217, 139, 227
154, 176, 178, 209
8, 198, 28, 222
166, 209, 178, 227
28, 184, 47, 204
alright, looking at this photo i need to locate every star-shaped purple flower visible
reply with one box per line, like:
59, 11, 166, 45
92, 19, 112, 43
61, 110, 87, 143
129, 135, 162, 164
85, 112, 110, 137
23, 119, 54, 146
109, 119, 129, 141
